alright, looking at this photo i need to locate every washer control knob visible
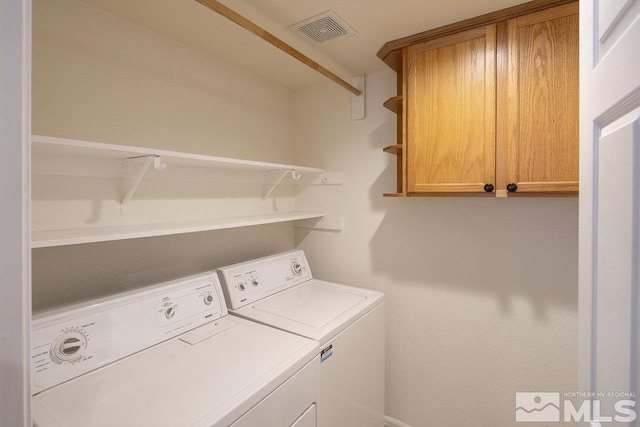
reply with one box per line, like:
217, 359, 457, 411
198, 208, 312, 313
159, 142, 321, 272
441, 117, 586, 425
165, 306, 176, 319
203, 294, 214, 305
291, 261, 303, 276
251, 279, 259, 287
51, 330, 88, 364
238, 284, 246, 291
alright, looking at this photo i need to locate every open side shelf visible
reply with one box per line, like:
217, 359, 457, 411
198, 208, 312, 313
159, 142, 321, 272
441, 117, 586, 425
383, 96, 403, 114
383, 144, 403, 155
32, 212, 326, 248
383, 144, 404, 196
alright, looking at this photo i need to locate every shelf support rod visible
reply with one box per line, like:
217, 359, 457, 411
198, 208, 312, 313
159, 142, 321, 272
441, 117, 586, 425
262, 169, 300, 201
194, 0, 362, 96
121, 155, 167, 215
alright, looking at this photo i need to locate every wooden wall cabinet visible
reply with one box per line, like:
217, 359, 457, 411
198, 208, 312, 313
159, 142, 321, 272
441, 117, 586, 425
500, 2, 579, 196
380, 0, 578, 197
406, 26, 496, 194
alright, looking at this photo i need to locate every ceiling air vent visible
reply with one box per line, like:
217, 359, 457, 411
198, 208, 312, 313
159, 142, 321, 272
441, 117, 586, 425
289, 10, 356, 44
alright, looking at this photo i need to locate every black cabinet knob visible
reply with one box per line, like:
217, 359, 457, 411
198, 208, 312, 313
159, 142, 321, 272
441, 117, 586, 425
506, 183, 518, 192
484, 183, 494, 193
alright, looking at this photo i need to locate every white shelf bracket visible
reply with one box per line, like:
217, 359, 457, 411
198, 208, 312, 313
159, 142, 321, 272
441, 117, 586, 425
294, 214, 344, 231
121, 155, 167, 215
262, 169, 300, 201
311, 171, 343, 185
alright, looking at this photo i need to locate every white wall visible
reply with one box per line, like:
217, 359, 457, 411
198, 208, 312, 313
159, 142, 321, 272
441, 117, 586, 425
31, 0, 298, 311
294, 69, 578, 426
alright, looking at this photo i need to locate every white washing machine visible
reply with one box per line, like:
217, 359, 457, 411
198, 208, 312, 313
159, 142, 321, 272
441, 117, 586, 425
31, 272, 319, 427
217, 250, 385, 427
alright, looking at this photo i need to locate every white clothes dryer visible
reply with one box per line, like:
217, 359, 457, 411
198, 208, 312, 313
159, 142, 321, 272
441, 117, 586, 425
31, 272, 319, 427
217, 250, 385, 427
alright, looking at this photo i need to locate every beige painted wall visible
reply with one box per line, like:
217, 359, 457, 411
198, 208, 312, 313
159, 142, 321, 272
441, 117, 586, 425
31, 0, 298, 312
294, 69, 578, 426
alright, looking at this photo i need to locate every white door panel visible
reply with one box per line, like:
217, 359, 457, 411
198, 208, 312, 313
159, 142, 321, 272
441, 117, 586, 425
598, 0, 635, 51
581, 0, 640, 425
591, 5, 640, 121
595, 114, 639, 408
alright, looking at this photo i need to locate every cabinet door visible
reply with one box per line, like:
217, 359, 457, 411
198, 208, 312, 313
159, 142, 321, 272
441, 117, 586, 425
405, 25, 496, 194
502, 2, 578, 195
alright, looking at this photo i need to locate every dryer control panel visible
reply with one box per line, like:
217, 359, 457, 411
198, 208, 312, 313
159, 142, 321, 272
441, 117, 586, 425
217, 250, 312, 309
31, 273, 226, 394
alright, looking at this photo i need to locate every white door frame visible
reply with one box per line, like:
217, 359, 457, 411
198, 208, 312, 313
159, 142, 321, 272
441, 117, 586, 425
0, 0, 32, 426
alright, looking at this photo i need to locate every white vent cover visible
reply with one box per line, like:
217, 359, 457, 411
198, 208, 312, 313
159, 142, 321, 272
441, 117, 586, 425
289, 10, 356, 43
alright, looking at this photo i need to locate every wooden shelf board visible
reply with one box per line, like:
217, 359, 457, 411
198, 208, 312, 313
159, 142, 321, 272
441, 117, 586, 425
32, 212, 325, 248
195, 0, 361, 96
383, 96, 403, 114
383, 144, 403, 155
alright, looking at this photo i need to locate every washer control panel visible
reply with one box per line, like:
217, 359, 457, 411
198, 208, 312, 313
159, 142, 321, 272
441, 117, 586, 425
217, 250, 312, 309
31, 273, 226, 394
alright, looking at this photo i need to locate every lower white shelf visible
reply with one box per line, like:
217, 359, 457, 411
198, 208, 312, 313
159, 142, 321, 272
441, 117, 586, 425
32, 212, 326, 248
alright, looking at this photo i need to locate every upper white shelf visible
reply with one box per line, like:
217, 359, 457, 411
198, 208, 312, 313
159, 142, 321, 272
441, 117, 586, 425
31, 135, 343, 247
31, 135, 335, 184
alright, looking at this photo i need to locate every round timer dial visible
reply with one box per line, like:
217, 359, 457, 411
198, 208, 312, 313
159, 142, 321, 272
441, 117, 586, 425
50, 329, 88, 364
165, 306, 176, 319
291, 261, 303, 276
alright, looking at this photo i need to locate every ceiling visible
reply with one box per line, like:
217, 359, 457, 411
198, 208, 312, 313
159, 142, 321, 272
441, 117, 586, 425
80, 0, 530, 92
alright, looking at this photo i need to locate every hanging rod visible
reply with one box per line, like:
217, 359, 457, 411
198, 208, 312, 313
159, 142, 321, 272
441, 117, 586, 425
194, 0, 362, 96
